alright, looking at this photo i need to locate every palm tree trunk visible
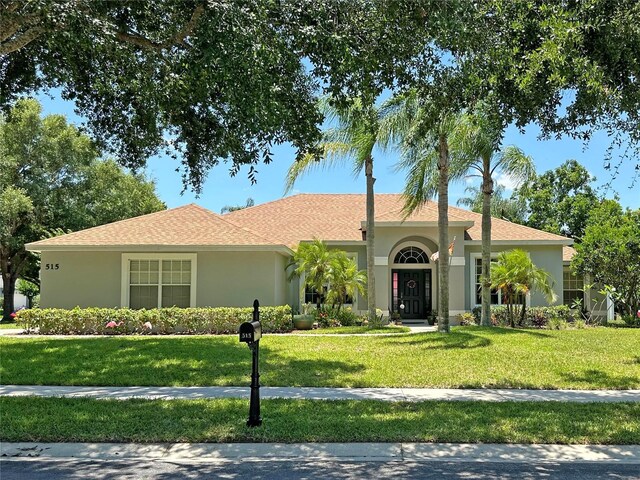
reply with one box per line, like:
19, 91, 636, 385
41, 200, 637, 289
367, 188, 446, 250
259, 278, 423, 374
365, 155, 378, 326
437, 134, 450, 333
480, 165, 493, 327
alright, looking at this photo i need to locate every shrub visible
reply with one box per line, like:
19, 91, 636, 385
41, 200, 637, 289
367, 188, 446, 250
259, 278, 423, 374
573, 319, 587, 329
336, 307, 358, 326
471, 305, 571, 329
606, 317, 639, 329
16, 305, 293, 335
621, 314, 640, 328
546, 317, 568, 330
458, 312, 477, 326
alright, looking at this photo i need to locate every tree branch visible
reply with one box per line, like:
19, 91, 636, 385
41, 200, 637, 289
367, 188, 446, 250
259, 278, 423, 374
0, 2, 206, 55
0, 9, 44, 40
114, 3, 205, 51
0, 25, 47, 54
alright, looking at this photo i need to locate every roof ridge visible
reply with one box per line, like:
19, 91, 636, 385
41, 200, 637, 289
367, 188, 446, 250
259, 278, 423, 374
29, 205, 200, 244
489, 216, 571, 240
451, 204, 572, 241
213, 213, 279, 245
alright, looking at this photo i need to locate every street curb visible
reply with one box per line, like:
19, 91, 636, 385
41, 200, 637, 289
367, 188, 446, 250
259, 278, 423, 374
1, 442, 639, 464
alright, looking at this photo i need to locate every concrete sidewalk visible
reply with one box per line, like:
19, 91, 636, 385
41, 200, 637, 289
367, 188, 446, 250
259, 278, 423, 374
0, 326, 436, 337
2, 385, 639, 403
1, 442, 639, 464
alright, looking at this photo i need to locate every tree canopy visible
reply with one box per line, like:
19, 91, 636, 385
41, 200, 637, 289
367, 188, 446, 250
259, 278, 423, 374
514, 159, 600, 240
1, 0, 446, 191
3, 1, 639, 191
572, 201, 640, 317
0, 98, 165, 321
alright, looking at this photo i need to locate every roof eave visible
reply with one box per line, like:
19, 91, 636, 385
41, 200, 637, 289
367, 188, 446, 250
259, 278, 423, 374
25, 244, 292, 254
361, 221, 474, 228
464, 239, 574, 246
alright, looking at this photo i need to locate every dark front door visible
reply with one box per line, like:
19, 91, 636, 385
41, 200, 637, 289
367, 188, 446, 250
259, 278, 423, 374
397, 270, 427, 319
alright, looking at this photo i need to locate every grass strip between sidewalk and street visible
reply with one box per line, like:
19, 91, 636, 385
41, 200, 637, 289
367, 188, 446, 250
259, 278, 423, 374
1, 327, 638, 389
1, 397, 638, 445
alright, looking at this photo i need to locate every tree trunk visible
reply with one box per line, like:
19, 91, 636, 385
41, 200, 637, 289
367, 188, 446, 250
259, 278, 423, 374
519, 301, 526, 326
437, 134, 450, 333
1, 264, 17, 323
480, 164, 493, 327
365, 155, 378, 326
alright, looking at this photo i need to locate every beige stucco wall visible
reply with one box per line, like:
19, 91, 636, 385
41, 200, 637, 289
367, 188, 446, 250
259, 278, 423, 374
196, 251, 288, 307
39, 250, 289, 309
464, 245, 564, 310
39, 251, 122, 308
37, 239, 568, 320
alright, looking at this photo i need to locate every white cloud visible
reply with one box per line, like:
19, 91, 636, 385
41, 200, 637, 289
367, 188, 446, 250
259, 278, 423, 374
496, 173, 521, 191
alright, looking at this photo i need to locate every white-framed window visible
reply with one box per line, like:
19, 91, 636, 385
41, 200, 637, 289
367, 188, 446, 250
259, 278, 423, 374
474, 257, 502, 306
563, 267, 584, 306
470, 253, 527, 307
121, 254, 197, 308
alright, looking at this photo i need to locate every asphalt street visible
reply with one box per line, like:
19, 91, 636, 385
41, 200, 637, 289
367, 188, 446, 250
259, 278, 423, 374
2, 459, 639, 480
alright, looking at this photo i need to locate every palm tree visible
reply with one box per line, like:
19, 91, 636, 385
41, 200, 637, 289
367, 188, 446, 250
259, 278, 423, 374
457, 184, 526, 224
382, 90, 459, 333
289, 238, 333, 309
490, 249, 557, 327
326, 251, 367, 312
453, 111, 535, 327
285, 97, 390, 326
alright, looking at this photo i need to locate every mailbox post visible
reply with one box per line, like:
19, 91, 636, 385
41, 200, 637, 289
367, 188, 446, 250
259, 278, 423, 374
239, 299, 262, 427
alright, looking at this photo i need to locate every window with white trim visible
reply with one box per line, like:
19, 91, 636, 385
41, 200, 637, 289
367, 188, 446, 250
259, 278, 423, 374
126, 256, 195, 309
563, 267, 584, 306
394, 246, 429, 264
474, 258, 501, 305
472, 256, 525, 306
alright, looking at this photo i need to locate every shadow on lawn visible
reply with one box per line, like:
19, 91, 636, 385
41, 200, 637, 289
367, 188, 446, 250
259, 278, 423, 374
2, 397, 639, 445
560, 369, 640, 390
388, 331, 491, 350
0, 337, 365, 387
387, 326, 552, 349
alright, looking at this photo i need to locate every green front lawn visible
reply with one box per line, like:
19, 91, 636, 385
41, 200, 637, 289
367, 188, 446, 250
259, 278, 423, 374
1, 327, 638, 389
0, 321, 19, 329
1, 397, 637, 444
292, 326, 411, 334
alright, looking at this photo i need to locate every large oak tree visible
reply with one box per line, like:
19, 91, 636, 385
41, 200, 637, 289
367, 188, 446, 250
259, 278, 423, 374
0, 98, 165, 322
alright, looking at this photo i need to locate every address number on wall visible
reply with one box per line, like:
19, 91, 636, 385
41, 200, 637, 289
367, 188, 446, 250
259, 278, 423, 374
45, 263, 60, 270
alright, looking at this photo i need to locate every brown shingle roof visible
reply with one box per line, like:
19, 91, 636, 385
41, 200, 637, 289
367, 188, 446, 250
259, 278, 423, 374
225, 194, 570, 247
27, 204, 277, 248
563, 246, 576, 262
28, 194, 571, 250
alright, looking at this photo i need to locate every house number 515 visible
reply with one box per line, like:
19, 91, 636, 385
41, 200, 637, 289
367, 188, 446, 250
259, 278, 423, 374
45, 264, 60, 270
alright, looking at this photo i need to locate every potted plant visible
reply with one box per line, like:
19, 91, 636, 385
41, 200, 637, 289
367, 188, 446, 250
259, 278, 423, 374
293, 303, 315, 330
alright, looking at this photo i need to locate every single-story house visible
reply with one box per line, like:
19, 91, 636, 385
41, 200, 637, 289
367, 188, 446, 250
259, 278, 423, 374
26, 193, 597, 323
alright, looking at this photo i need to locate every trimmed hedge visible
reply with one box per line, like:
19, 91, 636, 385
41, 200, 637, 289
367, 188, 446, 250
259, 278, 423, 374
471, 305, 571, 328
16, 306, 293, 335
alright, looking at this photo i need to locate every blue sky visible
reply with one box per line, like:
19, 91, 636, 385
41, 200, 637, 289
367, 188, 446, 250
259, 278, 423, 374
37, 91, 638, 213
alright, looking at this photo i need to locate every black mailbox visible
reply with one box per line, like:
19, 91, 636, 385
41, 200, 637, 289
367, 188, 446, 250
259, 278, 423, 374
239, 320, 261, 343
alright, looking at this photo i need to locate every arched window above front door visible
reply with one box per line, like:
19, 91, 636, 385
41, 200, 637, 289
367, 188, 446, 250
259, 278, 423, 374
394, 246, 429, 264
